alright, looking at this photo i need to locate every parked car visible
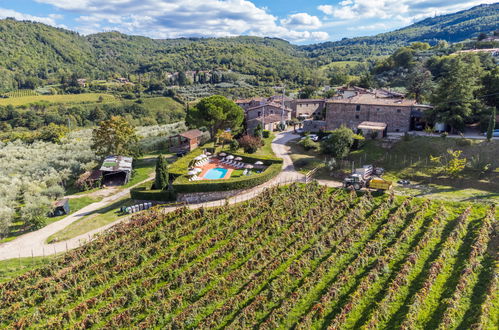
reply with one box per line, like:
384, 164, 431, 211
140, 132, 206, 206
483, 130, 499, 137
300, 134, 319, 142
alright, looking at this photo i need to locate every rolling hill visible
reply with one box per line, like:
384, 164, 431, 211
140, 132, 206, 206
302, 3, 499, 62
0, 3, 497, 91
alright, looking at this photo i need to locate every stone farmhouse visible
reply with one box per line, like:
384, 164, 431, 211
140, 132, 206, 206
244, 102, 292, 132
325, 91, 431, 133
290, 99, 326, 120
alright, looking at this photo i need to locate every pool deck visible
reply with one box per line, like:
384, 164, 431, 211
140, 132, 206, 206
196, 159, 238, 180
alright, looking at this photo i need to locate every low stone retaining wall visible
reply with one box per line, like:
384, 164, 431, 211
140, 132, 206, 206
176, 188, 247, 203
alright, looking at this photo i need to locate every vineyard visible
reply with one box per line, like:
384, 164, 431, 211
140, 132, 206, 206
0, 183, 496, 329
3, 90, 39, 98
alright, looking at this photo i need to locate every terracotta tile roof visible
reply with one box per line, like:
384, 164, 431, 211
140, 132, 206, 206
246, 103, 291, 112
179, 129, 203, 140
248, 114, 283, 124
294, 99, 326, 103
327, 93, 417, 107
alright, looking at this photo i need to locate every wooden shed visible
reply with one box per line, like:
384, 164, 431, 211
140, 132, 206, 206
51, 199, 70, 217
169, 129, 203, 152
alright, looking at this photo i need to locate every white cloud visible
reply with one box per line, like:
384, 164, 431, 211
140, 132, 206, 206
0, 8, 59, 25
281, 13, 322, 30
318, 0, 498, 22
347, 22, 389, 31
34, 0, 329, 42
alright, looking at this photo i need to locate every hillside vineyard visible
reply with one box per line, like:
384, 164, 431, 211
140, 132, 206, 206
0, 183, 496, 328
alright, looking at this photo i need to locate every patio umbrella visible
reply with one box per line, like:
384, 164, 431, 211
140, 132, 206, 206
226, 155, 235, 160
244, 164, 254, 169
234, 157, 243, 161
194, 168, 202, 173
187, 170, 197, 176
205, 152, 212, 156
200, 154, 207, 158
254, 161, 264, 165
219, 152, 227, 157
193, 156, 202, 161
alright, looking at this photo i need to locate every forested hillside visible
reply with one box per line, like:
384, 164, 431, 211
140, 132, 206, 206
302, 3, 499, 62
0, 3, 497, 91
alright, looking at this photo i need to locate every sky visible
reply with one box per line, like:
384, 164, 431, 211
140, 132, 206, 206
0, 0, 496, 44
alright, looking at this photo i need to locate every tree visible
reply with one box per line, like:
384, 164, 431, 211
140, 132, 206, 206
430, 149, 467, 177
406, 63, 433, 103
238, 135, 262, 153
486, 107, 496, 142
187, 95, 244, 138
216, 129, 233, 150
155, 154, 169, 190
91, 116, 141, 157
321, 127, 355, 158
298, 86, 317, 99
253, 123, 263, 138
38, 123, 69, 143
430, 56, 482, 133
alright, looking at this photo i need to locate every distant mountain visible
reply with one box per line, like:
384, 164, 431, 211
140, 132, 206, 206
302, 3, 499, 61
0, 3, 497, 91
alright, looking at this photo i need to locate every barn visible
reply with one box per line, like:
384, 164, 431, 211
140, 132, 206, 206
100, 155, 133, 186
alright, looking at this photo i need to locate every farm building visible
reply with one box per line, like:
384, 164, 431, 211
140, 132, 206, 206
100, 156, 133, 186
169, 129, 203, 152
357, 121, 388, 138
51, 199, 70, 217
325, 92, 432, 133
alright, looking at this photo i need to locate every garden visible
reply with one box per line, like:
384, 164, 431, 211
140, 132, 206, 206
0, 183, 496, 328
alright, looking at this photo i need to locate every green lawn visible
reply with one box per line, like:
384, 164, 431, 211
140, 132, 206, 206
0, 256, 55, 283
46, 198, 132, 243
0, 93, 115, 106
0, 196, 103, 244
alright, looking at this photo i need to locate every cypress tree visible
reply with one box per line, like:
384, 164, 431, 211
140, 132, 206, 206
486, 107, 496, 142
155, 154, 169, 190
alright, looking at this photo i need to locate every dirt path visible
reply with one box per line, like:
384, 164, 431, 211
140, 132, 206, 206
0, 174, 154, 261
0, 131, 331, 261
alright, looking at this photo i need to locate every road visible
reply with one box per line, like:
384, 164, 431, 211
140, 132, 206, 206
0, 131, 312, 261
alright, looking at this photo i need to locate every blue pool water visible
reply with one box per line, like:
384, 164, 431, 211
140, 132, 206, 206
204, 168, 228, 180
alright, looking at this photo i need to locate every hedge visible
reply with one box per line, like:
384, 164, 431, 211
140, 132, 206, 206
173, 163, 282, 193
229, 152, 282, 165
130, 180, 177, 201
169, 149, 203, 176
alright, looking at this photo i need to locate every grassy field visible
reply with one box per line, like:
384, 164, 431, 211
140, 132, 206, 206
0, 196, 103, 244
0, 184, 496, 328
0, 93, 116, 106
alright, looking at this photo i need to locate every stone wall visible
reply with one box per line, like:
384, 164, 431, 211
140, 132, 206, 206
303, 120, 327, 133
177, 188, 247, 203
325, 103, 412, 133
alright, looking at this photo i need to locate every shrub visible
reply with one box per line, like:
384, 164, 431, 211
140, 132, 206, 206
299, 137, 319, 151
253, 123, 263, 138
238, 135, 263, 154
130, 181, 177, 201
321, 126, 355, 158
229, 139, 239, 152
262, 130, 270, 138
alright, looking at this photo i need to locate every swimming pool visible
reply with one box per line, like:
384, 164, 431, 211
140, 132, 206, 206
204, 167, 228, 180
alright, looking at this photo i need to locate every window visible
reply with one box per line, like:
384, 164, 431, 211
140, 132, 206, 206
258, 111, 261, 117
377, 108, 381, 111
397, 109, 401, 113
355, 115, 360, 119
356, 105, 361, 112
